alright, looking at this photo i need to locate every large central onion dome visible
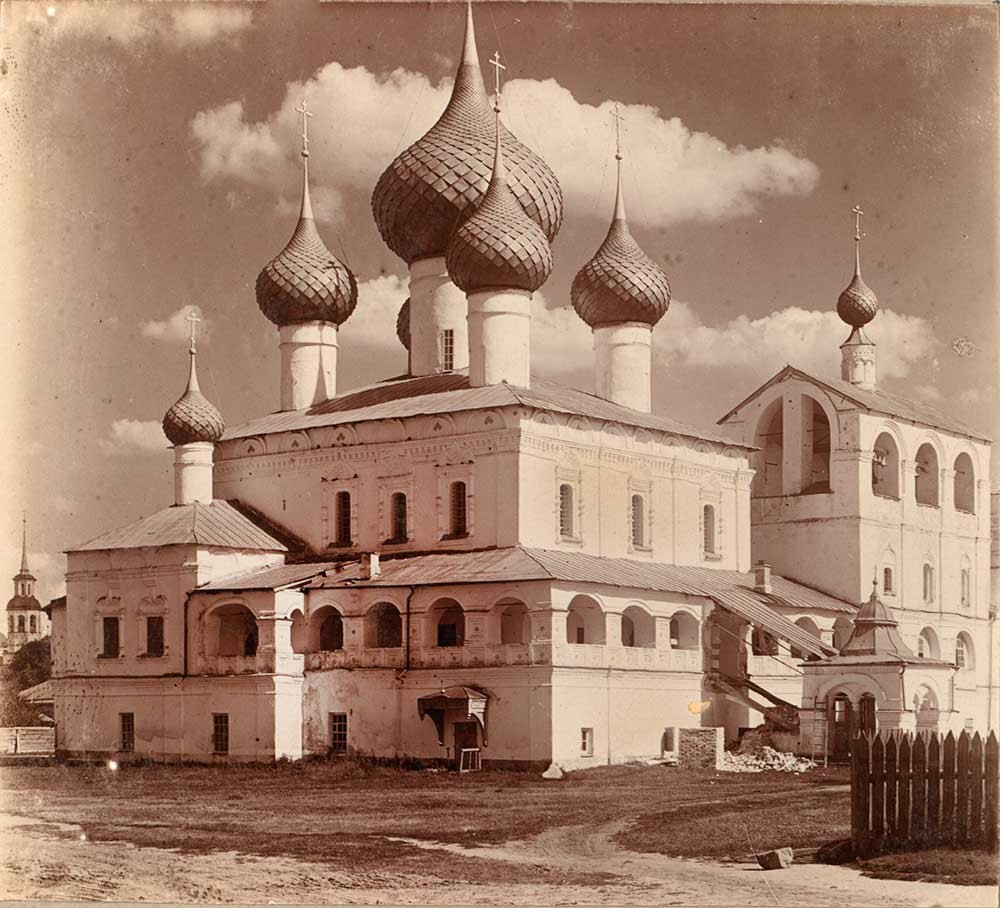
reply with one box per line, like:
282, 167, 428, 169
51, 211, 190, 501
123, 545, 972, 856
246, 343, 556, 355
163, 345, 225, 446
446, 119, 553, 294
257, 131, 358, 327
371, 5, 563, 265
837, 208, 879, 329
571, 153, 671, 328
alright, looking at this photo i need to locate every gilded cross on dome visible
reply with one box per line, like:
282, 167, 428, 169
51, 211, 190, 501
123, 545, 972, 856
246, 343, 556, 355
488, 51, 505, 112
295, 99, 313, 157
852, 204, 864, 241
185, 309, 201, 354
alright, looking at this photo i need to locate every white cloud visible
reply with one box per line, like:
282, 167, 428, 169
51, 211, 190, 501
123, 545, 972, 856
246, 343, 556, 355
140, 305, 209, 344
190, 65, 818, 228
339, 275, 410, 351
0, 541, 65, 603
98, 419, 168, 455
653, 304, 936, 382
26, 4, 253, 49
531, 294, 593, 379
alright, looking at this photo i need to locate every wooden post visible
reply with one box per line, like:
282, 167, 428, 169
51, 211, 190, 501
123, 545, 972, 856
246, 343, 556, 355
942, 730, 956, 843
970, 732, 984, 844
985, 732, 998, 851
926, 733, 941, 844
852, 733, 871, 856
885, 732, 898, 842
956, 730, 970, 844
897, 733, 911, 841
911, 733, 927, 843
872, 734, 885, 845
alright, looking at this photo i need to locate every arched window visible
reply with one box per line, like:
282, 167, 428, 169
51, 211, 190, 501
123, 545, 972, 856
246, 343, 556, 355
917, 627, 939, 659
497, 600, 529, 644
954, 453, 975, 513
566, 595, 605, 645
882, 547, 897, 596
790, 617, 821, 660
955, 632, 974, 670
915, 443, 940, 507
922, 563, 935, 603
215, 604, 258, 657
29, 615, 36, 633
883, 567, 894, 595
429, 599, 465, 647
669, 612, 700, 650
752, 399, 783, 497
365, 602, 402, 649
703, 505, 716, 555
559, 484, 574, 537
16, 616, 24, 633
320, 611, 344, 651
622, 605, 655, 648
872, 432, 900, 499
390, 492, 407, 542
961, 562, 972, 609
450, 481, 468, 536
630, 495, 645, 547
334, 490, 352, 546
802, 396, 831, 493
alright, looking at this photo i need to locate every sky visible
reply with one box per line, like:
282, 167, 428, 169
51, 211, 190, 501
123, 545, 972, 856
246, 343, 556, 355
2, 0, 998, 601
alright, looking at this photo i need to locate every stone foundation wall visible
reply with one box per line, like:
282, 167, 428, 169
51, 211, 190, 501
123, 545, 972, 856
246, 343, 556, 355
678, 727, 723, 770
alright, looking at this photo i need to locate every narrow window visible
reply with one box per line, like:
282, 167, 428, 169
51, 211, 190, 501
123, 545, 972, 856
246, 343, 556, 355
442, 329, 455, 372
329, 712, 348, 754
580, 727, 594, 756
703, 505, 716, 555
883, 567, 894, 594
923, 564, 934, 603
559, 484, 574, 537
961, 569, 971, 608
146, 616, 164, 657
102, 616, 120, 657
450, 481, 468, 536
120, 713, 135, 753
631, 494, 645, 547
17, 616, 24, 633
334, 491, 352, 546
955, 637, 967, 669
29, 615, 37, 633
390, 492, 407, 542
212, 713, 229, 755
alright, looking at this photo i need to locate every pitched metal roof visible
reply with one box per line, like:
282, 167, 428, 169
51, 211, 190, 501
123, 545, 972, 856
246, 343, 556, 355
222, 372, 749, 449
67, 500, 288, 553
719, 364, 990, 443
198, 546, 847, 657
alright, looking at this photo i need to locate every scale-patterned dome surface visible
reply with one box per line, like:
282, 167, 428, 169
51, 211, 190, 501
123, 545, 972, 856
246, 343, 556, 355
163, 387, 225, 446
256, 215, 358, 327
371, 12, 562, 264
445, 156, 553, 294
837, 272, 879, 328
396, 298, 411, 350
572, 219, 671, 328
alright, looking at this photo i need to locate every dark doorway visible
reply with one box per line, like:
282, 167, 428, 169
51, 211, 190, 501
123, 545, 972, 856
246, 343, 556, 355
453, 721, 479, 770
830, 693, 853, 762
858, 693, 877, 736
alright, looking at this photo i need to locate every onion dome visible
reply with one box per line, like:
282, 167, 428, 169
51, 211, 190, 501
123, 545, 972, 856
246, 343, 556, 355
571, 147, 670, 328
445, 112, 553, 294
256, 104, 358, 327
371, 3, 562, 265
837, 206, 878, 329
163, 344, 225, 446
396, 298, 410, 350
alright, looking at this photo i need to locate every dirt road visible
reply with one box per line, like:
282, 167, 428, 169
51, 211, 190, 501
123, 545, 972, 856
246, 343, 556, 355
1, 811, 996, 906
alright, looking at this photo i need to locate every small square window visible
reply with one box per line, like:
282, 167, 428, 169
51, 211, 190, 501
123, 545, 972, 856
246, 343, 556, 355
212, 713, 229, 755
580, 727, 594, 757
120, 713, 135, 753
330, 713, 348, 754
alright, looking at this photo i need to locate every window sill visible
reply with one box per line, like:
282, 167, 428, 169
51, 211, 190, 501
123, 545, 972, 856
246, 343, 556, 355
138, 653, 167, 660
440, 532, 470, 541
559, 535, 583, 545
703, 552, 723, 561
382, 537, 409, 546
872, 493, 901, 502
97, 654, 123, 660
955, 507, 976, 516
326, 541, 355, 550
631, 544, 653, 553
916, 503, 941, 511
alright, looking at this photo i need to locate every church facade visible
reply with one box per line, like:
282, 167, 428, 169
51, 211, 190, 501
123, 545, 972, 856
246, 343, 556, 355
48, 6, 994, 766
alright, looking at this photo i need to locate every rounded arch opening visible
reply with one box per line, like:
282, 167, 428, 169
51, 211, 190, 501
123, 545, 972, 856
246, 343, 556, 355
917, 626, 940, 659
872, 431, 900, 499
955, 632, 975, 671
211, 602, 258, 657
790, 616, 822, 659
954, 452, 975, 513
365, 602, 402, 649
566, 595, 605, 645
915, 443, 940, 507
669, 610, 699, 650
621, 605, 655, 648
913, 684, 940, 728
752, 398, 783, 498
289, 608, 308, 655
801, 395, 831, 494
493, 598, 529, 645
311, 605, 345, 652
427, 597, 465, 648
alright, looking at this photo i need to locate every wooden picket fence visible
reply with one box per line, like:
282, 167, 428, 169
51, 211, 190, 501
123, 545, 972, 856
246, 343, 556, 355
851, 730, 999, 857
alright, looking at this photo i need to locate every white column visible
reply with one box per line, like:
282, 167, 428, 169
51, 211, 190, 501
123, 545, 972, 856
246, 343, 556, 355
593, 322, 652, 412
279, 321, 338, 411
408, 256, 470, 376
467, 289, 531, 388
174, 442, 215, 505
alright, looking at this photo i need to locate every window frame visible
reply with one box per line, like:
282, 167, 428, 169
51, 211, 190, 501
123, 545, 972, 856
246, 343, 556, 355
212, 713, 230, 756
144, 615, 165, 658
329, 712, 348, 755
120, 712, 135, 753
580, 727, 594, 757
437, 467, 475, 543
702, 503, 719, 558
555, 469, 583, 544
441, 328, 455, 372
922, 563, 935, 604
100, 615, 121, 659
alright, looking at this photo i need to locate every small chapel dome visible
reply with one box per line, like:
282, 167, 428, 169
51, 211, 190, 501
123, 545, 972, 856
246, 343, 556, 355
445, 122, 553, 295
256, 106, 358, 328
571, 149, 670, 328
163, 347, 225, 446
371, 4, 562, 265
837, 205, 878, 329
396, 298, 410, 351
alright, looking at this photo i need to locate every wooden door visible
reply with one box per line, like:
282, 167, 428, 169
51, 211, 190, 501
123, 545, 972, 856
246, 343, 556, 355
831, 694, 854, 761
453, 721, 478, 769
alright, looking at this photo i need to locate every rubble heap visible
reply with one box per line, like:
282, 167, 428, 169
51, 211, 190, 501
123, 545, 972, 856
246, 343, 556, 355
721, 746, 816, 773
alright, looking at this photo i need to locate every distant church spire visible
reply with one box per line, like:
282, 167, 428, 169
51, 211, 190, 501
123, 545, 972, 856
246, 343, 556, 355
837, 204, 879, 390
19, 513, 29, 575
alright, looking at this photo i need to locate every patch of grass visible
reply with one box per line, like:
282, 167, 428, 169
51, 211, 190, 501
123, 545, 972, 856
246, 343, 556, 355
856, 848, 998, 886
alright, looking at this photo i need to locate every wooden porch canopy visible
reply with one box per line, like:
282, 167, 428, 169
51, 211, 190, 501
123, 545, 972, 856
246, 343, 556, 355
418, 686, 488, 746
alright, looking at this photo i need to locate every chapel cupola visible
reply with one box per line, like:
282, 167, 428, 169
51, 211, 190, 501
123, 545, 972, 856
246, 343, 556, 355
371, 3, 562, 377
162, 313, 224, 505
256, 100, 358, 410
445, 54, 552, 388
570, 108, 671, 412
837, 204, 878, 391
